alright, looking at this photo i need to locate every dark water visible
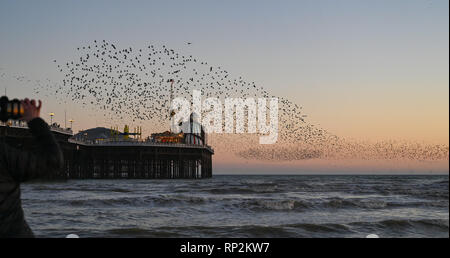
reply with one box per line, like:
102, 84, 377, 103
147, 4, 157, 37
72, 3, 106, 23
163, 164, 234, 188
21, 175, 449, 238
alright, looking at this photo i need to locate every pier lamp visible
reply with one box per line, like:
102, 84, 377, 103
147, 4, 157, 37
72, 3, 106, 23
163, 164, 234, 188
49, 112, 55, 125
69, 119, 74, 129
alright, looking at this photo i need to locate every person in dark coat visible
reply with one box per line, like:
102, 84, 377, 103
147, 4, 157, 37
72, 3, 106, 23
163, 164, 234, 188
0, 99, 63, 237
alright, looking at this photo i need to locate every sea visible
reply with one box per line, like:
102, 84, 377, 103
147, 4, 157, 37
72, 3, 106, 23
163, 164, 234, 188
21, 175, 449, 238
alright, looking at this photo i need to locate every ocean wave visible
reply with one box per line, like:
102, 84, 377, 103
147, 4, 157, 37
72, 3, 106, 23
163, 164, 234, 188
26, 193, 446, 213
112, 223, 353, 238
284, 223, 352, 233
435, 179, 449, 185
205, 186, 280, 194
323, 197, 449, 209
67, 194, 209, 207
155, 195, 208, 205
239, 199, 309, 211
154, 224, 296, 237
31, 185, 133, 193
68, 197, 144, 207
396, 190, 449, 200
386, 200, 449, 209
227, 197, 392, 212
350, 219, 449, 231
366, 183, 448, 199
233, 196, 445, 212
106, 227, 187, 237
324, 198, 387, 209
60, 195, 438, 211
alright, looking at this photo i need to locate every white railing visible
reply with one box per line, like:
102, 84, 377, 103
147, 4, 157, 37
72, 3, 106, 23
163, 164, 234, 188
0, 121, 28, 128
49, 126, 73, 135
68, 138, 214, 153
0, 122, 73, 135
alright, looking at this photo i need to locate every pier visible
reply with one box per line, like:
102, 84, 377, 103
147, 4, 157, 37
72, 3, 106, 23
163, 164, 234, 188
0, 123, 213, 179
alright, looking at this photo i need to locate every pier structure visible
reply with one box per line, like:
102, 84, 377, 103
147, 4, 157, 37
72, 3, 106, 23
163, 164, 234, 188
64, 139, 213, 179
0, 122, 213, 179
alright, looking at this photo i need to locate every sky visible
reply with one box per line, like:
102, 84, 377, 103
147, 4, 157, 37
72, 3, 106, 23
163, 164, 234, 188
0, 0, 448, 173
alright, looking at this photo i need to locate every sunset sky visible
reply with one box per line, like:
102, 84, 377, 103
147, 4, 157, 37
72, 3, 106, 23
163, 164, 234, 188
1, 0, 448, 173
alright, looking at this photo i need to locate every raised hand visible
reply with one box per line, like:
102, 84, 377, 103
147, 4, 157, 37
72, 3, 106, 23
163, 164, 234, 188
21, 98, 42, 122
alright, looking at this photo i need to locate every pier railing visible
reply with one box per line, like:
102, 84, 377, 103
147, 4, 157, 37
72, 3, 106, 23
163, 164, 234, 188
0, 122, 73, 135
50, 126, 73, 135
68, 138, 214, 153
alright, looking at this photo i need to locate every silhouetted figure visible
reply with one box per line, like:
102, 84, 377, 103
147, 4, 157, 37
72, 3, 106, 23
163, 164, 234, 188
0, 99, 63, 238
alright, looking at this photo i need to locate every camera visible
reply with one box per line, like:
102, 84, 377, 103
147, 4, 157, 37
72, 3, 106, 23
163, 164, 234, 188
0, 96, 24, 122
